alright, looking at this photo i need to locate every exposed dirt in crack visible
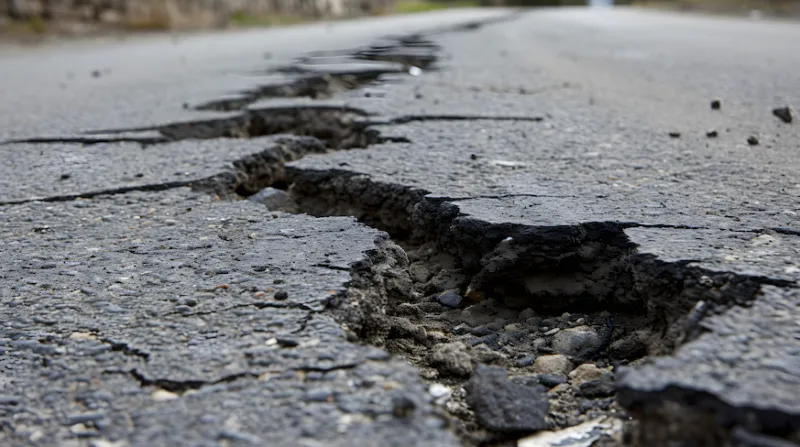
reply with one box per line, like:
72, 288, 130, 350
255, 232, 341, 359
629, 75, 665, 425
266, 168, 780, 446
196, 34, 441, 112
195, 69, 397, 112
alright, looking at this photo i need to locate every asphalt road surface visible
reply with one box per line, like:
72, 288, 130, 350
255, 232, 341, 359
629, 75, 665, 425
1, 7, 798, 447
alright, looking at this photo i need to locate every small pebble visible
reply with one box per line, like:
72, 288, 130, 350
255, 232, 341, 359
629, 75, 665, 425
537, 373, 567, 387
772, 106, 793, 123
669, 132, 681, 138
534, 354, 572, 376
543, 328, 560, 336
710, 99, 721, 110
436, 290, 462, 309
706, 130, 718, 138
569, 363, 606, 385
452, 323, 471, 335
526, 317, 542, 327
471, 325, 494, 337
274, 290, 289, 300
747, 136, 759, 146
304, 389, 333, 402
428, 383, 451, 399
516, 355, 537, 367
578, 377, 616, 398
392, 395, 416, 418
276, 337, 298, 348
151, 389, 179, 402
552, 326, 601, 357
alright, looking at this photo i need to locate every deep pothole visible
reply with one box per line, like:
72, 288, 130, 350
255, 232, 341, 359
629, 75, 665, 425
233, 166, 768, 446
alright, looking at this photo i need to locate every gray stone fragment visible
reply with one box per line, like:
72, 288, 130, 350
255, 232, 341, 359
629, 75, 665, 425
516, 355, 537, 367
578, 376, 615, 398
537, 373, 566, 387
551, 326, 602, 358
391, 394, 417, 418
534, 354, 572, 376
608, 330, 648, 360
428, 342, 473, 377
465, 365, 549, 433
247, 187, 298, 212
436, 290, 462, 308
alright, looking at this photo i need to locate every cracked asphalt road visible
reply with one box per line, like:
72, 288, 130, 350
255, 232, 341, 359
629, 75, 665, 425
1, 7, 799, 447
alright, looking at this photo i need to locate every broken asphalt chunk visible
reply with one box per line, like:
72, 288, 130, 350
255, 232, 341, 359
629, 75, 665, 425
465, 365, 549, 433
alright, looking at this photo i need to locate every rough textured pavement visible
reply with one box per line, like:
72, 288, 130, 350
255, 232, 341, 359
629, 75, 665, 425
1, 7, 799, 447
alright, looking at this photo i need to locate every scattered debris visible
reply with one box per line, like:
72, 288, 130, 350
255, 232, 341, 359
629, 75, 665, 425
772, 106, 793, 124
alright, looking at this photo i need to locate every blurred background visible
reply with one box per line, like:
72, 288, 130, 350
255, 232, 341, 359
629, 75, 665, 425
1, 0, 798, 38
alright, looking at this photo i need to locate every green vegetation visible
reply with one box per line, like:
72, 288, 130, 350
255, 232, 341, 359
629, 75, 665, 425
26, 17, 47, 34
393, 0, 480, 14
632, 0, 800, 16
228, 11, 308, 28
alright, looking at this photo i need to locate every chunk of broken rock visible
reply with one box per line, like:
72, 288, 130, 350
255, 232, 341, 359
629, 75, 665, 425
465, 365, 549, 433
428, 342, 473, 377
552, 326, 602, 358
534, 354, 572, 376
247, 187, 298, 212
569, 363, 606, 385
436, 290, 463, 308
578, 376, 616, 398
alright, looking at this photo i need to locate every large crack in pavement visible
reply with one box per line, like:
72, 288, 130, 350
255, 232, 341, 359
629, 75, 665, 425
195, 34, 441, 112
3, 13, 799, 447
279, 165, 796, 446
